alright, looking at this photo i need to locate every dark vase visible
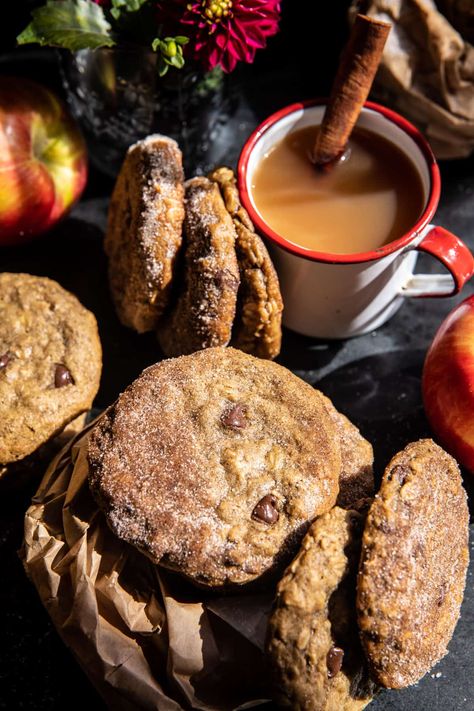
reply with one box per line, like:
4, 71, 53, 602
59, 46, 235, 177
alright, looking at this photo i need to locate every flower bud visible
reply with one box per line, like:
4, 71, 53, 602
164, 40, 177, 57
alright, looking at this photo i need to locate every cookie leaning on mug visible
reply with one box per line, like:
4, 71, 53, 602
0, 273, 101, 473
104, 133, 284, 360
157, 168, 284, 360
157, 177, 240, 357
87, 347, 341, 588
104, 134, 185, 333
208, 167, 283, 360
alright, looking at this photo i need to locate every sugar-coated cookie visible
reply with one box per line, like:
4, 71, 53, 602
357, 439, 469, 688
88, 347, 341, 588
105, 135, 185, 332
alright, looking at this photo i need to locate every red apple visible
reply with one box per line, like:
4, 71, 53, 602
0, 76, 87, 245
422, 294, 474, 473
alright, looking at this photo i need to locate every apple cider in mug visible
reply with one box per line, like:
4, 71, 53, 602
251, 125, 425, 255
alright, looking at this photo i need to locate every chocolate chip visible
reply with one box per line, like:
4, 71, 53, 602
214, 268, 239, 290
54, 364, 74, 388
221, 403, 247, 429
391, 465, 407, 485
251, 495, 279, 525
0, 352, 10, 369
326, 646, 344, 678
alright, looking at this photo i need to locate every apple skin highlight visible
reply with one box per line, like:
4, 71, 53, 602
0, 77, 87, 245
423, 295, 474, 474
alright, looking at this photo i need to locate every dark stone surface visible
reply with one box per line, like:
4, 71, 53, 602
1, 7, 474, 707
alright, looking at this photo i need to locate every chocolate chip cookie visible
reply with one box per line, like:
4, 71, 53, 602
267, 506, 377, 710
208, 167, 283, 359
157, 177, 240, 357
357, 439, 469, 688
88, 347, 341, 587
0, 273, 102, 465
0, 413, 86, 488
319, 393, 374, 508
105, 135, 185, 333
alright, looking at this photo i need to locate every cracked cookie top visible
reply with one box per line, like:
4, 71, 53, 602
87, 347, 341, 588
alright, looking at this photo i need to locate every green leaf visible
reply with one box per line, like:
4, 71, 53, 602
17, 23, 42, 45
151, 37, 162, 52
157, 57, 169, 77
17, 0, 115, 51
174, 36, 189, 45
110, 0, 148, 20
169, 53, 184, 69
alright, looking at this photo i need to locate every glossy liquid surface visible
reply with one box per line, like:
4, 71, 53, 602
251, 125, 425, 254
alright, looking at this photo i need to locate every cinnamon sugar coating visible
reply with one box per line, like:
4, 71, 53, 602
87, 347, 341, 588
267, 507, 376, 710
319, 393, 374, 508
357, 439, 469, 688
208, 167, 283, 360
157, 178, 240, 357
105, 135, 185, 333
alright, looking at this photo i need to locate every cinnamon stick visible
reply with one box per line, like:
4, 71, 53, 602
312, 14, 391, 168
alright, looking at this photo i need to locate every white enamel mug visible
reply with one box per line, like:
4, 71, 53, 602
238, 101, 474, 339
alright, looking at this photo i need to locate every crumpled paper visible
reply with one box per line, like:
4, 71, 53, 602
351, 0, 474, 158
21, 418, 274, 710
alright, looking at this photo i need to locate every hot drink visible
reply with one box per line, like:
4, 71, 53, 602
251, 125, 425, 255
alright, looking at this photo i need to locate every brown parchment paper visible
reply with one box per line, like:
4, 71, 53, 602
21, 418, 273, 710
351, 0, 474, 158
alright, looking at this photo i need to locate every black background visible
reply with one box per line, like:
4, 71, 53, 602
1, 1, 473, 709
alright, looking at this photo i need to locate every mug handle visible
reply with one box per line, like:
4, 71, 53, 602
401, 225, 474, 297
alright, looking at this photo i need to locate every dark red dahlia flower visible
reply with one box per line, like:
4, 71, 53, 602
168, 0, 281, 73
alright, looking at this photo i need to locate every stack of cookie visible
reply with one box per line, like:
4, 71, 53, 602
86, 346, 469, 709
267, 439, 469, 709
105, 135, 283, 360
0, 273, 102, 482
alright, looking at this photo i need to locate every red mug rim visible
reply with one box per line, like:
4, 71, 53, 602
237, 99, 441, 264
